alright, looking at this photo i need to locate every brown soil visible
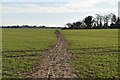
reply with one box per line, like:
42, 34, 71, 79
24, 30, 77, 78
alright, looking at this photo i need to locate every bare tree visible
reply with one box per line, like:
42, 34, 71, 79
109, 13, 117, 28
110, 13, 117, 24
66, 23, 73, 29
96, 14, 103, 28
103, 14, 111, 28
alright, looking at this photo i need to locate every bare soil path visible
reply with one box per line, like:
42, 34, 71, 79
25, 30, 77, 78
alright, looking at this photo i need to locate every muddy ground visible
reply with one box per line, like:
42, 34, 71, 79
24, 30, 77, 78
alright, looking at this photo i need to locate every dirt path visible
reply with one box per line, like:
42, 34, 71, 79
25, 30, 77, 78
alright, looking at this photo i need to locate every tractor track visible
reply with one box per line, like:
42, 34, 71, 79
24, 30, 77, 78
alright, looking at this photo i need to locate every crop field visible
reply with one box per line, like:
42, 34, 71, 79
2, 29, 119, 78
3, 29, 57, 51
2, 29, 57, 78
61, 29, 119, 78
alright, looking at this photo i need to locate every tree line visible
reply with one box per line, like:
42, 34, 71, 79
1, 25, 62, 29
2, 25, 46, 28
65, 13, 120, 29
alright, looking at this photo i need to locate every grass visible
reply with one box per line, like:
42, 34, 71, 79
2, 29, 57, 51
2, 29, 57, 78
3, 54, 44, 78
61, 29, 118, 78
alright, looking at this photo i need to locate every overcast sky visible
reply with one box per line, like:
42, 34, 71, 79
0, 0, 119, 27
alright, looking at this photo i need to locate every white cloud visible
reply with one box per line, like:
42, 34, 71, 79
1, 0, 68, 2
65, 0, 101, 8
65, 0, 119, 8
1, 0, 118, 14
2, 4, 117, 13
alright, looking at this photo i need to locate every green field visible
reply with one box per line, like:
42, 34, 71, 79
3, 29, 57, 51
61, 29, 118, 78
2, 29, 119, 78
2, 29, 56, 78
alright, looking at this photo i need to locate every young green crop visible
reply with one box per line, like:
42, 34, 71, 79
3, 53, 44, 78
2, 29, 57, 51
61, 29, 118, 78
2, 29, 57, 78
